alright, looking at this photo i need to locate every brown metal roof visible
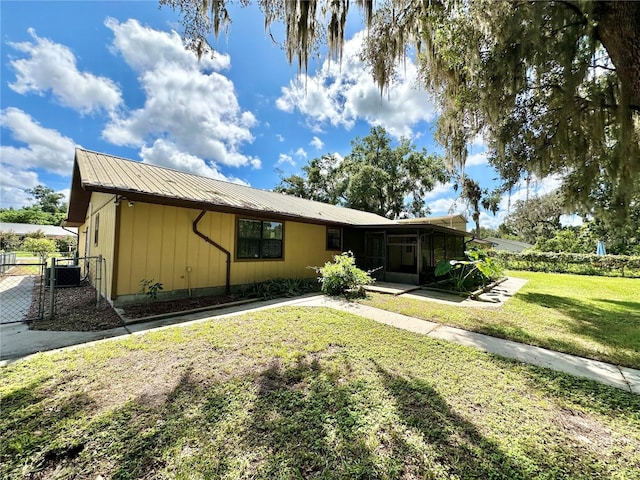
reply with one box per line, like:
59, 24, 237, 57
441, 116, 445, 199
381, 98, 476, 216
66, 148, 396, 227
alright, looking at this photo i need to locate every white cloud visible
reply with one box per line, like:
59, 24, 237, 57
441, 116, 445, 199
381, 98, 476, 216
105, 17, 229, 73
466, 151, 488, 167
276, 31, 437, 138
102, 19, 259, 173
310, 136, 324, 150
276, 134, 285, 142
470, 133, 486, 147
427, 197, 461, 216
57, 188, 71, 205
295, 147, 307, 159
8, 28, 122, 114
276, 153, 295, 167
140, 139, 248, 185
424, 182, 455, 201
0, 169, 40, 208
0, 108, 76, 176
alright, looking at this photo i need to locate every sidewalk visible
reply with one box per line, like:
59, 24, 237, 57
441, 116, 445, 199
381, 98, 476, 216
292, 296, 640, 395
2, 293, 638, 395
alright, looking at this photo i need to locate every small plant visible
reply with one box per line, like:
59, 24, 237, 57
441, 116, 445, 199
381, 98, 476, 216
139, 278, 163, 302
315, 251, 374, 298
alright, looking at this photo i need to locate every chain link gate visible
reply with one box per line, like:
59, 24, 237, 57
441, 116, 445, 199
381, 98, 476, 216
0, 254, 109, 326
0, 255, 46, 324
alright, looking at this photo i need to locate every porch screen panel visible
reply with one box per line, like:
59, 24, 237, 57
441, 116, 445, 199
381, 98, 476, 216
433, 233, 446, 265
446, 234, 464, 259
421, 234, 432, 268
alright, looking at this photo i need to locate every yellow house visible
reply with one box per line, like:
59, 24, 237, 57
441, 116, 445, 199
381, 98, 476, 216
65, 148, 470, 305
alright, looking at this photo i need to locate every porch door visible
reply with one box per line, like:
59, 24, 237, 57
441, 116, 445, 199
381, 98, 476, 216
385, 234, 419, 284
364, 232, 385, 280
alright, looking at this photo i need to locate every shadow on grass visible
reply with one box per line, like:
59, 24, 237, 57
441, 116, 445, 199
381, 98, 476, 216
596, 298, 640, 312
247, 357, 385, 478
517, 292, 640, 356
0, 376, 95, 477
373, 362, 531, 479
246, 356, 541, 479
5, 350, 638, 479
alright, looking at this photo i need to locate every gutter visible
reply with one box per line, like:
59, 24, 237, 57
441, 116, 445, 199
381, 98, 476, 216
192, 210, 231, 294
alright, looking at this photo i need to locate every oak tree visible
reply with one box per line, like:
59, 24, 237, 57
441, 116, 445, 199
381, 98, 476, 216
276, 126, 449, 219
164, 0, 640, 223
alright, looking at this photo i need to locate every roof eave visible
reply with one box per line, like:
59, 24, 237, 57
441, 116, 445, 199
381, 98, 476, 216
76, 183, 368, 227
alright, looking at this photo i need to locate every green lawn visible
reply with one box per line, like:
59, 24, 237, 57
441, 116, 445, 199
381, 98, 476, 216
2, 307, 639, 479
361, 271, 640, 369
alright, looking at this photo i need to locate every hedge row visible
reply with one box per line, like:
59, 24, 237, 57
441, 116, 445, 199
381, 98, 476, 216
488, 251, 640, 278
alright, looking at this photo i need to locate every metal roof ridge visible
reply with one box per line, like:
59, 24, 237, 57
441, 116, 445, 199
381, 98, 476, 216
75, 148, 394, 221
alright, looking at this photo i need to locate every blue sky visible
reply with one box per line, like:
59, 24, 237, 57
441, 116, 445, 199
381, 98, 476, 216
1, 1, 564, 229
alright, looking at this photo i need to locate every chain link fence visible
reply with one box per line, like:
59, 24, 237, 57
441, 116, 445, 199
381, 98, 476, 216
0, 254, 108, 325
0, 258, 45, 324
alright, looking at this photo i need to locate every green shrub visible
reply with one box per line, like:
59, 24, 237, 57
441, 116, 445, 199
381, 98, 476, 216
316, 252, 374, 297
21, 237, 57, 258
489, 251, 640, 277
0, 231, 21, 252
55, 237, 77, 254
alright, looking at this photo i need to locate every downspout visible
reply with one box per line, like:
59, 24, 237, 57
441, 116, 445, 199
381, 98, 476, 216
192, 210, 231, 294
61, 226, 78, 237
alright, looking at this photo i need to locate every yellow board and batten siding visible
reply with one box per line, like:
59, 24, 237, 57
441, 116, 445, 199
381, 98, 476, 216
115, 202, 335, 297
77, 192, 117, 298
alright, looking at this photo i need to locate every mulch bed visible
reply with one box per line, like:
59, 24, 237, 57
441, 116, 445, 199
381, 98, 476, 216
122, 294, 240, 319
27, 279, 245, 331
29, 281, 124, 332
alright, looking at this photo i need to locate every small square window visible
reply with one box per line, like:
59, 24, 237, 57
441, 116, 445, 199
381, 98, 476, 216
327, 227, 342, 250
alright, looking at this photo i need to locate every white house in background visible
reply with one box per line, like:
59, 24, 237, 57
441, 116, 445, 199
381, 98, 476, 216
398, 214, 468, 232
0, 222, 77, 239
484, 237, 533, 253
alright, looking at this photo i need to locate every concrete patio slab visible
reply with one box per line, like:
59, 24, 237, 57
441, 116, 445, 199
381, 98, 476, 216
401, 276, 528, 308
364, 282, 421, 295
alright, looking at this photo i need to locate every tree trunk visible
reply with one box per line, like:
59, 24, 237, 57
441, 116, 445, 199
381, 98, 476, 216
595, 1, 640, 111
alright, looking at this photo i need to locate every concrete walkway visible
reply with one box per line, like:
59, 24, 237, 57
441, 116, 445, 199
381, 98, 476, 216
292, 296, 639, 395
1, 293, 638, 395
0, 274, 36, 324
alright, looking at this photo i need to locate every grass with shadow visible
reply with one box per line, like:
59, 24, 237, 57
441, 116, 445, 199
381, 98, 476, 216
361, 271, 640, 368
2, 306, 639, 478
